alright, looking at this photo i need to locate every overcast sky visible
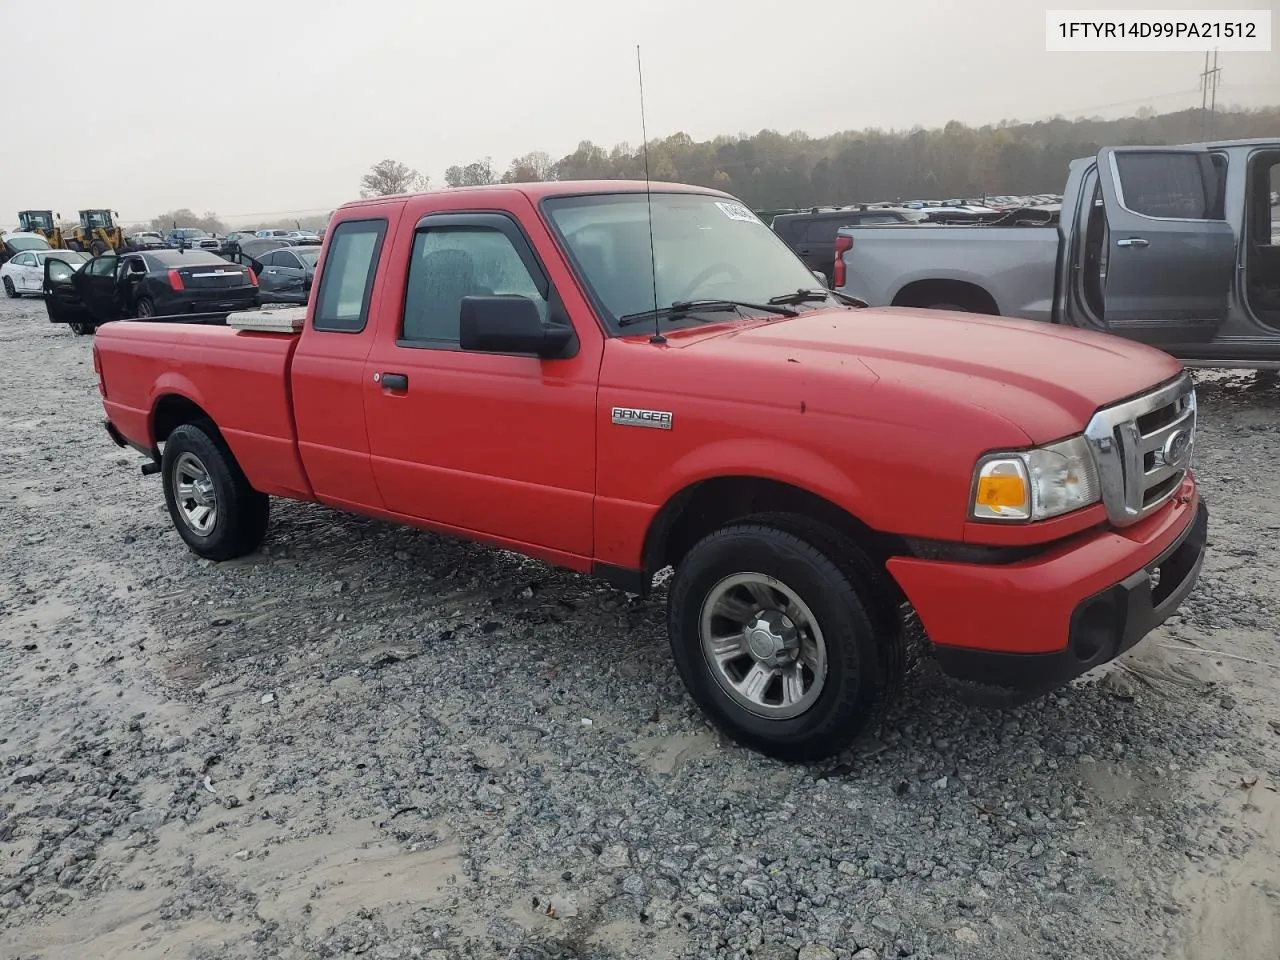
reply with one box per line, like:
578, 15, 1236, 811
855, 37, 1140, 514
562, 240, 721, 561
2, 0, 1275, 228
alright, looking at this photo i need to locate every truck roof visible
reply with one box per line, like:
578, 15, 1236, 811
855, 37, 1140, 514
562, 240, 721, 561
1193, 137, 1280, 149
335, 179, 734, 213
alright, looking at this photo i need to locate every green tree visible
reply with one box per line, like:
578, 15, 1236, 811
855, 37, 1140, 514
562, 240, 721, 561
444, 158, 497, 187
361, 159, 427, 198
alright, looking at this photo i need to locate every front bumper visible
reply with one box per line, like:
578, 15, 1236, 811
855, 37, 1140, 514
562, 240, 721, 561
887, 479, 1207, 692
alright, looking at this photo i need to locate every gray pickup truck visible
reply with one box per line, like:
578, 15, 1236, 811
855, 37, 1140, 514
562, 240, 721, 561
834, 138, 1280, 367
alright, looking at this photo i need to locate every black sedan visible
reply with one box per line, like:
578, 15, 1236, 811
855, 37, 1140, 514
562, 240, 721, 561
44, 249, 259, 334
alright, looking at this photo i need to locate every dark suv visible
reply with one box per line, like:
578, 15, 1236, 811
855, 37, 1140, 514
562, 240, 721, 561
772, 206, 927, 285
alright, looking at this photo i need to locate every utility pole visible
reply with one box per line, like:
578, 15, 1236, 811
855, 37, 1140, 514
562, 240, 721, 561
1199, 49, 1222, 141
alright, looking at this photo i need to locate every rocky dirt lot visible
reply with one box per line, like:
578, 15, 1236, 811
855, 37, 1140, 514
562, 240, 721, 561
1, 296, 1278, 960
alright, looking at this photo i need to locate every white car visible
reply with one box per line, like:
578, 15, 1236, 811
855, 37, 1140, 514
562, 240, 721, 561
2, 249, 89, 298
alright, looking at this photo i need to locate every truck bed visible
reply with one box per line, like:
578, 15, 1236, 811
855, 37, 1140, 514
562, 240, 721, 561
836, 222, 1062, 322
95, 320, 313, 500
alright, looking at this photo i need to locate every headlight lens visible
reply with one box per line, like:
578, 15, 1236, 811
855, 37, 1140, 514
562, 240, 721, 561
972, 435, 1100, 522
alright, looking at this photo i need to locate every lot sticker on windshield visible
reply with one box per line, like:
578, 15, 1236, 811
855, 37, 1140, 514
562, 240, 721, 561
715, 201, 760, 223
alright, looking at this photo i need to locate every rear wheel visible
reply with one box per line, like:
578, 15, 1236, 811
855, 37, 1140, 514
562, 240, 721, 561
3, 277, 17, 298
68, 320, 96, 336
161, 421, 269, 561
135, 297, 155, 318
666, 518, 897, 762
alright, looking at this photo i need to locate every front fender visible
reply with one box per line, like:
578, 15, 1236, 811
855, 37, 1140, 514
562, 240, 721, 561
660, 437, 863, 508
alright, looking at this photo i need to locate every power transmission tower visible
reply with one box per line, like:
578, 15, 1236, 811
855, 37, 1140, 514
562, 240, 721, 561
1199, 49, 1222, 140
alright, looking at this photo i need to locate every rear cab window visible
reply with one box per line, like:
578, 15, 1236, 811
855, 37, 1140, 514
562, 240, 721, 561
312, 218, 387, 333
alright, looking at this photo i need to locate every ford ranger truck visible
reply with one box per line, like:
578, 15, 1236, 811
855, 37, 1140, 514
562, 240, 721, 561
89, 181, 1209, 762
834, 140, 1280, 368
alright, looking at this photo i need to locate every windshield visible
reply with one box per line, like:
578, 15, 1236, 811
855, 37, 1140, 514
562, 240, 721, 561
83, 211, 112, 228
296, 248, 321, 266
541, 192, 823, 328
6, 236, 50, 252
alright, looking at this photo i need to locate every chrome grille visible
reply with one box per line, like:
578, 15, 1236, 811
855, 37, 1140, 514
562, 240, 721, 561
1083, 372, 1195, 527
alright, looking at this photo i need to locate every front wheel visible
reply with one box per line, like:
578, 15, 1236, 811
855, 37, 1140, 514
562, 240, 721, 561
161, 421, 269, 561
90, 240, 107, 258
666, 520, 894, 762
3, 277, 17, 298
68, 320, 96, 336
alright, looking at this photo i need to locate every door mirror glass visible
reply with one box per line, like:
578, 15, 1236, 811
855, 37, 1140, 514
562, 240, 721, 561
812, 268, 829, 288
459, 295, 573, 358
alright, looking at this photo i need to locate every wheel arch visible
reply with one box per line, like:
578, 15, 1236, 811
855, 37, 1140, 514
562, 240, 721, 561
892, 278, 1000, 314
150, 390, 217, 450
641, 474, 908, 602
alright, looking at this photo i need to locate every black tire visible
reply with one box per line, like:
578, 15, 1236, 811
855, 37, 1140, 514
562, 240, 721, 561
66, 240, 83, 253
2, 277, 17, 299
667, 518, 896, 762
161, 421, 269, 561
135, 297, 155, 319
922, 301, 970, 312
90, 240, 107, 258
68, 320, 97, 336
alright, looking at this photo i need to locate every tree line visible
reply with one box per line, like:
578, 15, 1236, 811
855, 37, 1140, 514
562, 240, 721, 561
363, 104, 1279, 209
98, 104, 1275, 236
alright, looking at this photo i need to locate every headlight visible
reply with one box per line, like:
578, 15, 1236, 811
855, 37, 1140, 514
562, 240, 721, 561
971, 435, 1100, 522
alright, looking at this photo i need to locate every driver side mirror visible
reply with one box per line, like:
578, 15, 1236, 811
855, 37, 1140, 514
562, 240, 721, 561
459, 295, 575, 359
812, 269, 830, 289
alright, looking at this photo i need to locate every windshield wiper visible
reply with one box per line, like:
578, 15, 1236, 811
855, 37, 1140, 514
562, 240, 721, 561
767, 288, 870, 308
618, 298, 799, 328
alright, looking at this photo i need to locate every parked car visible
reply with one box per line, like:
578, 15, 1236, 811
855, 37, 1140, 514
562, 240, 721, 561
255, 244, 320, 304
127, 231, 166, 251
165, 228, 220, 251
43, 248, 258, 334
771, 206, 929, 284
255, 229, 292, 240
0, 230, 51, 265
2, 249, 88, 297
221, 236, 291, 275
834, 138, 1280, 367
217, 232, 258, 257
90, 179, 1206, 762
284, 230, 321, 245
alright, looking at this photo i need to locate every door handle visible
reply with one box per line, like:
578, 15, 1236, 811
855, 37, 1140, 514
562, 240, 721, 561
1116, 237, 1149, 248
379, 372, 409, 391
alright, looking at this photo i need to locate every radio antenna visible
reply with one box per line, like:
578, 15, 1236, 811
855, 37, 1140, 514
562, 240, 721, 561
636, 44, 664, 345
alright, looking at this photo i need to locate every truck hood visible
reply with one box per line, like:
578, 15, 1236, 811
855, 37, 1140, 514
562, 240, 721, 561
682, 306, 1186, 442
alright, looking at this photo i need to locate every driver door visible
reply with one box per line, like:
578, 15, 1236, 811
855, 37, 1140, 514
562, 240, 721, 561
78, 255, 127, 320
1095, 146, 1235, 343
43, 258, 97, 326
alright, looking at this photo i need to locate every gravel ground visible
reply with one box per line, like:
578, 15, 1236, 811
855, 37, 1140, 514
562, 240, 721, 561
1, 297, 1278, 960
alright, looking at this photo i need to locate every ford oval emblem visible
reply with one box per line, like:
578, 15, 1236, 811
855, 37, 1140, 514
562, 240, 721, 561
1162, 429, 1189, 466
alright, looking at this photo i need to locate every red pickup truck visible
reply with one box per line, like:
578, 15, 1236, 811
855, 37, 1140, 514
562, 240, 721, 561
89, 180, 1208, 761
